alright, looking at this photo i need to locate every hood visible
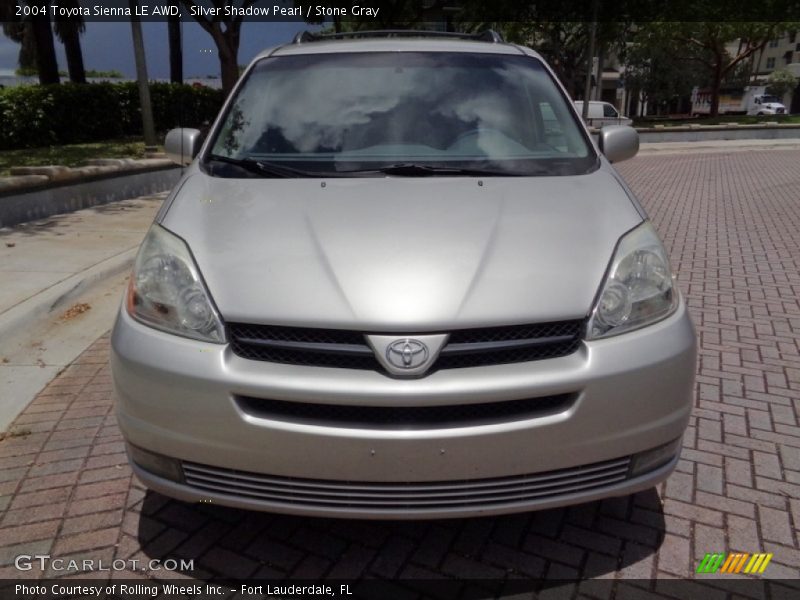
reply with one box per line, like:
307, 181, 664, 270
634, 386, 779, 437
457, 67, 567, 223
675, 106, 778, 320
161, 169, 643, 330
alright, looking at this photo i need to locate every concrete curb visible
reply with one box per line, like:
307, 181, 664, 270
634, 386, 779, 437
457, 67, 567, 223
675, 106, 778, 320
0, 247, 135, 344
637, 139, 800, 155
0, 165, 181, 228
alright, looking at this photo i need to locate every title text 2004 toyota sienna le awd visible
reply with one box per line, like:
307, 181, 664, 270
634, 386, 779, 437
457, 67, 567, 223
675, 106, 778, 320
111, 31, 696, 519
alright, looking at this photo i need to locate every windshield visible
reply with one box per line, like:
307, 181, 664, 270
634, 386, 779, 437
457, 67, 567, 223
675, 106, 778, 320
205, 51, 597, 177
760, 95, 781, 103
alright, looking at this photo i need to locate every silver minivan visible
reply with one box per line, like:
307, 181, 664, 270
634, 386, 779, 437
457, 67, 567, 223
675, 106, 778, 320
111, 31, 696, 519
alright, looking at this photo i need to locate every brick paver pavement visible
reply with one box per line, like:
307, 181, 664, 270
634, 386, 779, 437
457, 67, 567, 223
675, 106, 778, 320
1, 150, 799, 595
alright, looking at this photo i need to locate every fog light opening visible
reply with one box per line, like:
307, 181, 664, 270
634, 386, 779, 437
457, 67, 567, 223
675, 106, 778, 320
629, 437, 683, 478
127, 444, 184, 483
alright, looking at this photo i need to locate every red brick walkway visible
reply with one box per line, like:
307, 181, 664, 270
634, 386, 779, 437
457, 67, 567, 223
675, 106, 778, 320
1, 150, 798, 591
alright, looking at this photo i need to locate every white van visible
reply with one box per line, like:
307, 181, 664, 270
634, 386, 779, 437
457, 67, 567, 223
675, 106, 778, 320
574, 100, 633, 128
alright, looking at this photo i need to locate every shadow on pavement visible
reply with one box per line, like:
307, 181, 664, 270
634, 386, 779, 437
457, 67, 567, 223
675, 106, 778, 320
138, 487, 665, 588
0, 217, 69, 236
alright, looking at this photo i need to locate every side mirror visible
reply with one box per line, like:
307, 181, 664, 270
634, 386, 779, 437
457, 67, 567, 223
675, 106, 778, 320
598, 125, 639, 163
165, 128, 203, 166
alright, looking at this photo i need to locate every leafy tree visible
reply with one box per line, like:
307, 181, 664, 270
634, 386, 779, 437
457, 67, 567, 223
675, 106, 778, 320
766, 68, 799, 99
517, 22, 593, 96
624, 26, 711, 115
643, 22, 786, 116
180, 0, 257, 96
455, 6, 632, 99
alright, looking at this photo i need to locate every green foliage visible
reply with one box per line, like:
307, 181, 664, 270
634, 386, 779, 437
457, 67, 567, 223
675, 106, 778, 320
629, 22, 793, 116
85, 69, 124, 78
767, 69, 799, 98
624, 26, 711, 111
633, 114, 800, 127
0, 82, 224, 150
14, 67, 38, 76
0, 139, 148, 177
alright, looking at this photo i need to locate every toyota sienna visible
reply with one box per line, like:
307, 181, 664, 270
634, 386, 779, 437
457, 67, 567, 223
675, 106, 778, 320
111, 30, 696, 519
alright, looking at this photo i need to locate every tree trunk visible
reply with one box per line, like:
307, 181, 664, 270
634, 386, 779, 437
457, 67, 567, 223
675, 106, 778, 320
219, 47, 239, 98
130, 4, 157, 147
19, 23, 38, 71
61, 27, 86, 83
168, 12, 183, 84
596, 49, 605, 101
30, 14, 60, 84
710, 62, 723, 117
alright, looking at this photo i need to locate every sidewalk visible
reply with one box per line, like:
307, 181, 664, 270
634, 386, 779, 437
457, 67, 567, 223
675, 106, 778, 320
0, 193, 165, 430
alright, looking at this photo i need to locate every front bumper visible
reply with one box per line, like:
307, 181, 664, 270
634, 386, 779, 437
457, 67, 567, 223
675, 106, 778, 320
111, 302, 696, 519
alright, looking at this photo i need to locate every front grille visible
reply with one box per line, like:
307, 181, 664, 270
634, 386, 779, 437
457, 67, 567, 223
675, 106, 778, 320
227, 320, 584, 372
182, 457, 631, 511
235, 394, 575, 429
438, 321, 584, 369
228, 323, 375, 370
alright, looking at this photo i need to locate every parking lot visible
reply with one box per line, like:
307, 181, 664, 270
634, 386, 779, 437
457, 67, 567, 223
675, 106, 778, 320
0, 149, 799, 595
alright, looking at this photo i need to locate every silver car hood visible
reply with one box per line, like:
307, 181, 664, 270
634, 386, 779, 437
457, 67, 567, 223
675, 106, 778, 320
161, 169, 643, 330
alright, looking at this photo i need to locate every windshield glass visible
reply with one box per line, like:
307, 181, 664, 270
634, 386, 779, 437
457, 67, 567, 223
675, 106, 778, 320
206, 52, 596, 177
760, 95, 781, 103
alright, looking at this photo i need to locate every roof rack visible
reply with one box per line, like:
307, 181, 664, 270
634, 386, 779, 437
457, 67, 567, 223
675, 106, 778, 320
292, 29, 504, 44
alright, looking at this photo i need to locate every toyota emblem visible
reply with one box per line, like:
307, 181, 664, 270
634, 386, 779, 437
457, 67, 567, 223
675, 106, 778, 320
386, 339, 429, 369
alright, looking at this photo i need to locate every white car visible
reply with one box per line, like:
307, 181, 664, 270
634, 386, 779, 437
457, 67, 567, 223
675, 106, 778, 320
574, 100, 633, 128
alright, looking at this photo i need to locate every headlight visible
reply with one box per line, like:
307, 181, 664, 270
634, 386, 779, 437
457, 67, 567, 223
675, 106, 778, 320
126, 224, 225, 343
587, 221, 678, 339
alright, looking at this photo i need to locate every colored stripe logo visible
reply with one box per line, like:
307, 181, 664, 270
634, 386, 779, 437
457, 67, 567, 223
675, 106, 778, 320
696, 552, 773, 574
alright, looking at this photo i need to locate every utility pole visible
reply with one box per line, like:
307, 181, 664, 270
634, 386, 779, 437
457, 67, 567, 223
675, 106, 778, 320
168, 3, 183, 84
129, 0, 158, 150
581, 0, 599, 121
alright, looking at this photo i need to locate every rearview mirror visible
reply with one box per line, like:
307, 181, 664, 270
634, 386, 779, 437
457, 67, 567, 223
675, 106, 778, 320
165, 128, 203, 166
598, 125, 639, 163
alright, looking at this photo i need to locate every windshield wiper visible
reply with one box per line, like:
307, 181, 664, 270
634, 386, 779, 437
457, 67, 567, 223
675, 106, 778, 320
369, 163, 530, 177
206, 155, 331, 178
206, 156, 542, 178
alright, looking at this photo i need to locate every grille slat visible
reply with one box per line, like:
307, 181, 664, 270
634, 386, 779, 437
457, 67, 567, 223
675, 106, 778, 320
182, 457, 631, 510
235, 394, 574, 429
440, 334, 576, 356
235, 336, 374, 356
185, 465, 630, 501
183, 457, 630, 492
228, 320, 584, 372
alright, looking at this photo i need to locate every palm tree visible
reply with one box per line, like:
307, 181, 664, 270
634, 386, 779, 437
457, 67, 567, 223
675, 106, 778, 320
2, 0, 37, 74
30, 11, 60, 84
2, 0, 59, 83
53, 1, 86, 83
2, 20, 37, 73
